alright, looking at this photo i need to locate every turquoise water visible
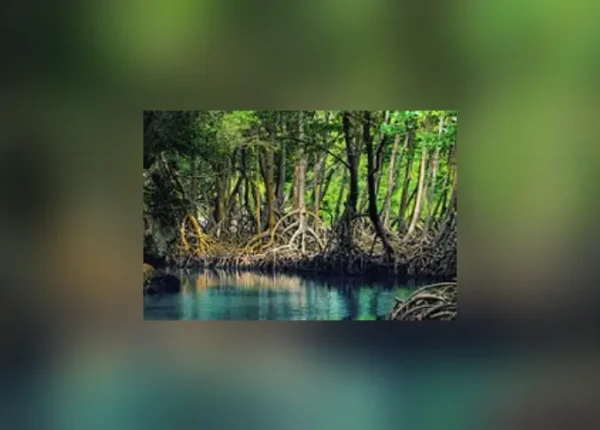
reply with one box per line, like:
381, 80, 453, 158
144, 269, 433, 321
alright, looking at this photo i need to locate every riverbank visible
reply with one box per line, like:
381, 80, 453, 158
146, 201, 456, 280
162, 245, 456, 280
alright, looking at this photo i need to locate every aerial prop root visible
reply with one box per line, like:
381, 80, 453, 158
388, 282, 457, 321
177, 212, 225, 259
240, 210, 329, 256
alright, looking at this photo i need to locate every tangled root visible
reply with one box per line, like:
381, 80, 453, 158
173, 210, 331, 269
237, 210, 329, 262
393, 219, 456, 279
388, 282, 457, 320
169, 210, 456, 279
174, 212, 227, 265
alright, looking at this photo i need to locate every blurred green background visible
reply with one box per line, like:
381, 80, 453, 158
0, 1, 598, 429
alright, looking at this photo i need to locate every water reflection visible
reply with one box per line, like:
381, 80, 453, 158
144, 270, 432, 321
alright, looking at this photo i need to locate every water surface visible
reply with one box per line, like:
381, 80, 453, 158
144, 269, 434, 321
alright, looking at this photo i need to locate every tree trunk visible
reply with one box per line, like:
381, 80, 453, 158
276, 119, 286, 209
159, 151, 187, 203
213, 155, 232, 235
295, 112, 307, 253
396, 128, 415, 232
214, 175, 225, 225
262, 130, 277, 234
190, 157, 199, 205
381, 132, 405, 227
292, 113, 307, 211
358, 111, 389, 212
404, 145, 429, 240
341, 111, 360, 250
225, 175, 243, 220
441, 142, 456, 219
240, 148, 256, 231
312, 110, 331, 217
319, 164, 338, 203
432, 156, 450, 225
333, 168, 347, 225
423, 114, 444, 234
404, 186, 419, 222
437, 178, 457, 244
312, 155, 327, 217
373, 110, 390, 195
363, 111, 394, 258
254, 181, 262, 233
423, 148, 440, 234
357, 185, 368, 213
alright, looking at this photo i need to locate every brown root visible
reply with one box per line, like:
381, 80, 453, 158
168, 207, 455, 281
388, 282, 457, 321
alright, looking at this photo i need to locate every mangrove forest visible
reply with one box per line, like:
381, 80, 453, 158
143, 110, 457, 320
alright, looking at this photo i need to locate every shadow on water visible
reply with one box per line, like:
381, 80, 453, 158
144, 269, 439, 321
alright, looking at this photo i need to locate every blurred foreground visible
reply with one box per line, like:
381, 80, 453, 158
1, 1, 599, 428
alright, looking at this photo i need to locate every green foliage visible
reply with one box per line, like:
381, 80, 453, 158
144, 111, 199, 159
220, 110, 259, 145
143, 109, 457, 245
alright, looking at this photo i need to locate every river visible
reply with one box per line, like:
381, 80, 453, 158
144, 269, 438, 321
